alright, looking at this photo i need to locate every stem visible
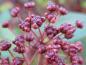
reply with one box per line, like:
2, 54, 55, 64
37, 54, 44, 65
38, 28, 43, 41
0, 51, 1, 59
56, 9, 61, 22
0, 51, 1, 65
8, 50, 15, 65
28, 9, 32, 16
8, 50, 14, 58
43, 59, 48, 65
17, 14, 23, 22
0, 61, 1, 65
46, 33, 62, 44
31, 30, 39, 41
22, 54, 29, 65
42, 32, 46, 41
29, 51, 38, 65
23, 42, 30, 65
48, 22, 50, 26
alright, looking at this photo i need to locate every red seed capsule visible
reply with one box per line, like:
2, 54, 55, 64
32, 23, 39, 29
0, 40, 11, 51
24, 2, 35, 8
2, 21, 9, 28
25, 16, 31, 22
65, 34, 74, 39
75, 41, 83, 52
76, 20, 83, 29
78, 56, 83, 64
59, 7, 68, 15
12, 57, 24, 65
25, 33, 34, 42
50, 17, 56, 23
13, 46, 25, 53
11, 7, 20, 17
1, 57, 10, 65
41, 17, 45, 22
47, 1, 57, 11
19, 21, 31, 32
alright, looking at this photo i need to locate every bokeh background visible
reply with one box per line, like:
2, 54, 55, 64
0, 0, 86, 65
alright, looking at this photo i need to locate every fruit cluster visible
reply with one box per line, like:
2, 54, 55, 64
0, 1, 84, 65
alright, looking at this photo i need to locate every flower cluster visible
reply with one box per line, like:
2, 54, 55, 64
0, 1, 84, 65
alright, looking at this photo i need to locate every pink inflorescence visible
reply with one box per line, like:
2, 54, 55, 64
0, 1, 84, 65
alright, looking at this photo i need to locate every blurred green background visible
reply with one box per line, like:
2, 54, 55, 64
0, 0, 86, 65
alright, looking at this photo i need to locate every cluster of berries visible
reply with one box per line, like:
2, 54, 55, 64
13, 35, 25, 54
0, 1, 84, 65
0, 57, 24, 65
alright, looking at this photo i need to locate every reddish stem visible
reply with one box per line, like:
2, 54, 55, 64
37, 54, 44, 65
28, 9, 32, 16
0, 50, 1, 65
17, 14, 23, 22
43, 59, 48, 65
22, 54, 29, 65
31, 30, 39, 41
8, 50, 14, 58
46, 33, 62, 44
38, 28, 43, 41
29, 51, 38, 65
